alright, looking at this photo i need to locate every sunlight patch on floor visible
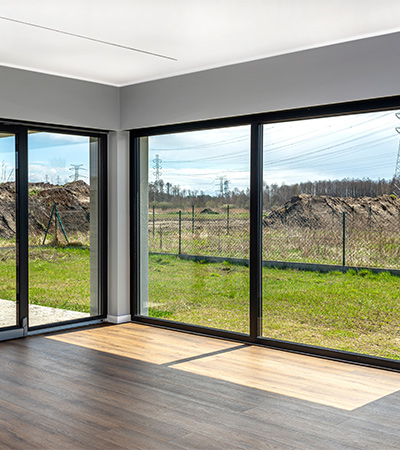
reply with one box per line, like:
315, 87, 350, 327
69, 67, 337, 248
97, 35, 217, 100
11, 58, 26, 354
46, 323, 400, 410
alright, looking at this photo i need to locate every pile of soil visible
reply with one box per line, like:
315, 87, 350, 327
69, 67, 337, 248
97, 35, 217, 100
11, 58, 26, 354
200, 208, 218, 214
0, 180, 90, 239
0, 182, 16, 238
264, 194, 400, 227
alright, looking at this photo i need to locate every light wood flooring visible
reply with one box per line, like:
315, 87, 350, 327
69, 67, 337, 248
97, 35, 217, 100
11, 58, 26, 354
0, 322, 399, 449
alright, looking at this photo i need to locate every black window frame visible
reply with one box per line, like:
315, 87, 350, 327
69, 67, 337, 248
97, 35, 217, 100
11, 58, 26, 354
0, 119, 108, 333
130, 95, 400, 372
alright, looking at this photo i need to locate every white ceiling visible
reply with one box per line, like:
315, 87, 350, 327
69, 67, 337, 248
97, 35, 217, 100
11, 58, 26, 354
1, 0, 400, 87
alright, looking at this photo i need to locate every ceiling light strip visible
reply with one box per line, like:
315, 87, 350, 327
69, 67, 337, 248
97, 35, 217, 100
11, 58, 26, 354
0, 15, 177, 61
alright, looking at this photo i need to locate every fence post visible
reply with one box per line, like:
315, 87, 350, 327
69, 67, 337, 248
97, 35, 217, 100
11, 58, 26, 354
192, 205, 194, 234
227, 205, 230, 235
342, 211, 346, 267
55, 205, 58, 245
159, 224, 162, 250
284, 205, 288, 224
153, 205, 155, 238
179, 210, 182, 255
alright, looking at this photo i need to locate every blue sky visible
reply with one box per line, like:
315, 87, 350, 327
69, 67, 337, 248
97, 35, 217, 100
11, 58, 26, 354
0, 132, 91, 184
149, 110, 399, 195
1, 111, 397, 192
149, 125, 250, 195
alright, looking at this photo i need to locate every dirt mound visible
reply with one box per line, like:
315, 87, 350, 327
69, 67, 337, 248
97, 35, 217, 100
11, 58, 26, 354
200, 208, 218, 214
0, 181, 90, 240
264, 194, 400, 227
0, 182, 16, 238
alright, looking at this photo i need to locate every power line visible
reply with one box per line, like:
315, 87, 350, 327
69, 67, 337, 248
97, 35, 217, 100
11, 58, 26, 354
264, 132, 396, 168
151, 135, 248, 152
264, 111, 393, 151
160, 112, 394, 167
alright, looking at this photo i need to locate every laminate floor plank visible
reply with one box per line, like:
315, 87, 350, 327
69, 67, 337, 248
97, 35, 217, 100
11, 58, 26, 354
169, 432, 252, 450
96, 427, 190, 450
172, 346, 400, 410
48, 323, 239, 364
0, 323, 399, 449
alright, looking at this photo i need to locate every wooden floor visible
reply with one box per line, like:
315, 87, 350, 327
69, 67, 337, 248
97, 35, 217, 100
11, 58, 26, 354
1, 324, 400, 449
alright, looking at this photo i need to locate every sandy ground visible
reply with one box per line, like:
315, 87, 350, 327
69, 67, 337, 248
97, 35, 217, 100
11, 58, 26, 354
0, 299, 89, 328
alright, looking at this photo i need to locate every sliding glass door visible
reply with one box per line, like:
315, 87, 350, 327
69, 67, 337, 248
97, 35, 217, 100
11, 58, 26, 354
0, 126, 28, 339
27, 131, 101, 327
0, 123, 105, 336
262, 111, 400, 359
135, 126, 251, 333
131, 99, 400, 369
0, 131, 17, 330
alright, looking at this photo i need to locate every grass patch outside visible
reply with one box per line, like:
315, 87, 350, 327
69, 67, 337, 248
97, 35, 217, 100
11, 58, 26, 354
0, 246, 91, 313
148, 254, 249, 333
29, 247, 90, 312
0, 248, 399, 359
148, 254, 400, 359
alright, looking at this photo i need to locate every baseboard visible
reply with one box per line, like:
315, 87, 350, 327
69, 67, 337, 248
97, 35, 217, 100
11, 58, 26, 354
107, 314, 131, 324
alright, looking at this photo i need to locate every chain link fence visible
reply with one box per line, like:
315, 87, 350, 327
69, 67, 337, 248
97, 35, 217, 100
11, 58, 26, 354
28, 202, 91, 247
263, 207, 400, 269
148, 206, 250, 258
149, 205, 400, 270
46, 205, 90, 246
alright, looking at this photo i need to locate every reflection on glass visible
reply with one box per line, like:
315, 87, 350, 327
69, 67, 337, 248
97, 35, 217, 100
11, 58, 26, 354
262, 110, 400, 359
0, 133, 17, 328
140, 126, 251, 333
28, 132, 99, 327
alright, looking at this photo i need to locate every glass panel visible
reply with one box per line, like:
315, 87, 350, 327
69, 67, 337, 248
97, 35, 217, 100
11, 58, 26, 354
0, 133, 17, 328
262, 110, 400, 359
28, 132, 100, 327
140, 126, 251, 333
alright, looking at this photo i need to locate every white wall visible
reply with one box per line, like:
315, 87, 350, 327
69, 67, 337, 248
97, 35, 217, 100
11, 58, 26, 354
107, 131, 131, 323
120, 32, 400, 130
0, 66, 119, 130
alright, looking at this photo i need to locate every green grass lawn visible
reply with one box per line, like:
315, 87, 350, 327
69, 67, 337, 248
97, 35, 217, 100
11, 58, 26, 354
148, 255, 250, 333
1, 248, 400, 359
0, 246, 90, 312
261, 267, 400, 358
29, 247, 91, 312
148, 254, 400, 359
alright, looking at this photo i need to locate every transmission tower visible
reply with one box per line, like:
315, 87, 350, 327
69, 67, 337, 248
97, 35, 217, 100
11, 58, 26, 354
56, 175, 61, 185
215, 176, 230, 196
153, 154, 162, 183
223, 179, 230, 196
69, 164, 87, 182
44, 174, 49, 183
393, 113, 400, 197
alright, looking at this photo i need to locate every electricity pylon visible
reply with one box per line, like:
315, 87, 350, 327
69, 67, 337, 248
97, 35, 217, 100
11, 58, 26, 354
69, 164, 87, 182
393, 112, 400, 197
153, 154, 162, 183
215, 176, 230, 196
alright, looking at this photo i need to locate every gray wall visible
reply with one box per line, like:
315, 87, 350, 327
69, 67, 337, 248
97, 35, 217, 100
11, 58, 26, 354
2, 31, 400, 131
0, 66, 119, 130
120, 32, 400, 130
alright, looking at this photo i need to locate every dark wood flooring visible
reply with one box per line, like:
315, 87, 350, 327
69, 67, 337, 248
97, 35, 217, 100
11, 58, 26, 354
0, 323, 399, 449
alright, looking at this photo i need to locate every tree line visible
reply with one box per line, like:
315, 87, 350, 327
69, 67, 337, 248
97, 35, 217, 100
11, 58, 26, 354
149, 177, 394, 210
